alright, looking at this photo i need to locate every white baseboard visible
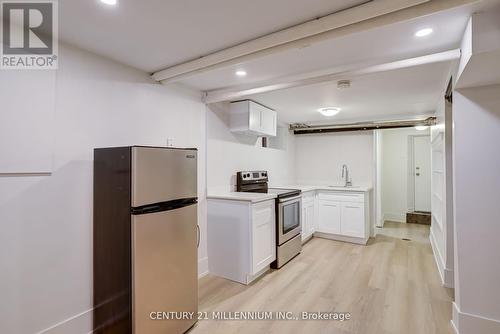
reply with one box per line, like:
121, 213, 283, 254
383, 212, 406, 223
429, 229, 455, 289
198, 256, 209, 278
429, 229, 454, 288
452, 302, 500, 334
35, 308, 93, 334
314, 232, 368, 245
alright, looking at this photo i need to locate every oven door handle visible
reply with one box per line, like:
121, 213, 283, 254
278, 195, 302, 203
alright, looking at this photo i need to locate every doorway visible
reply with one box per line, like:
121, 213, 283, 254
374, 127, 432, 230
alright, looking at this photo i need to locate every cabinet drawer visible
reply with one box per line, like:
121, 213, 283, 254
252, 200, 275, 227
318, 192, 364, 203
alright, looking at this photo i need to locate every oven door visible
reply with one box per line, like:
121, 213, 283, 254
277, 196, 302, 245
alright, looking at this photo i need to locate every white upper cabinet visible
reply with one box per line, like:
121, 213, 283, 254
230, 100, 277, 137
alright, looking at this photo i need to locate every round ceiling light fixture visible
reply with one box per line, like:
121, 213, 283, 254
337, 80, 351, 89
317, 107, 341, 117
235, 70, 247, 77
415, 28, 433, 37
415, 125, 429, 131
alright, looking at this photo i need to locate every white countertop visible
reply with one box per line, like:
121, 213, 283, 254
270, 185, 373, 192
207, 191, 277, 203
207, 184, 372, 203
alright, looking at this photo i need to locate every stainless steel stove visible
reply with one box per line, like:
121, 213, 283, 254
236, 171, 302, 268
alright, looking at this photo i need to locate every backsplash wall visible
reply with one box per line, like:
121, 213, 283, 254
294, 131, 374, 186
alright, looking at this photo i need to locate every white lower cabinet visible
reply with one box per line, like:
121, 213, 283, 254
316, 191, 369, 244
340, 202, 365, 238
301, 198, 315, 242
318, 199, 341, 234
252, 200, 276, 274
207, 198, 276, 285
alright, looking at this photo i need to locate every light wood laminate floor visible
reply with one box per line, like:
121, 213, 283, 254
191, 222, 454, 334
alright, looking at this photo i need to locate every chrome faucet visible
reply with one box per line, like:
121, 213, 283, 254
341, 164, 352, 187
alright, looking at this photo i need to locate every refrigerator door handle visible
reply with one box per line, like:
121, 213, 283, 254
196, 224, 200, 248
131, 197, 197, 215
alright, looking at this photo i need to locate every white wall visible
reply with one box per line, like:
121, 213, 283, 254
294, 132, 374, 186
452, 85, 500, 332
379, 127, 429, 223
0, 44, 207, 334
206, 102, 295, 190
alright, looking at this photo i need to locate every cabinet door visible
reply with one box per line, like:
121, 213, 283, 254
340, 202, 365, 238
306, 202, 315, 236
260, 108, 277, 136
301, 204, 308, 241
248, 104, 262, 133
252, 201, 276, 274
318, 200, 341, 234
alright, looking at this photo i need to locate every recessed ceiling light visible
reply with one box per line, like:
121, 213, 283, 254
415, 28, 433, 37
318, 107, 341, 117
415, 125, 429, 131
235, 70, 247, 77
100, 0, 117, 5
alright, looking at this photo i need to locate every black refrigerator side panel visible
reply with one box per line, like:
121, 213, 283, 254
93, 147, 132, 333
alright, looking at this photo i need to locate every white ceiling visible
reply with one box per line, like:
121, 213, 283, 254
248, 60, 453, 124
57, 0, 495, 125
59, 0, 368, 72
180, 4, 475, 91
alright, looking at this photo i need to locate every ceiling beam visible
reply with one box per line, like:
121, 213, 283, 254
291, 117, 437, 134
152, 0, 478, 83
152, 0, 429, 82
202, 49, 461, 104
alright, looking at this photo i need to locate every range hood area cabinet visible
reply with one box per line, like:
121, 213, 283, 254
229, 100, 277, 137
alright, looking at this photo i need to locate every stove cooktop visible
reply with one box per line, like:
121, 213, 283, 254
236, 171, 300, 198
266, 188, 300, 197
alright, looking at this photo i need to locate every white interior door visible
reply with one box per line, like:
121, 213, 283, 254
413, 136, 431, 212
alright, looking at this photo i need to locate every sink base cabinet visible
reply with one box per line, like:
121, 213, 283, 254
207, 199, 276, 285
317, 200, 341, 235
316, 191, 370, 245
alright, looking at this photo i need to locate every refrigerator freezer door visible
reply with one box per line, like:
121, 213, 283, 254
132, 147, 197, 207
132, 204, 198, 334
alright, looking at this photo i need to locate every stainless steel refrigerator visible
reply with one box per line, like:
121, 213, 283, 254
94, 146, 198, 334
